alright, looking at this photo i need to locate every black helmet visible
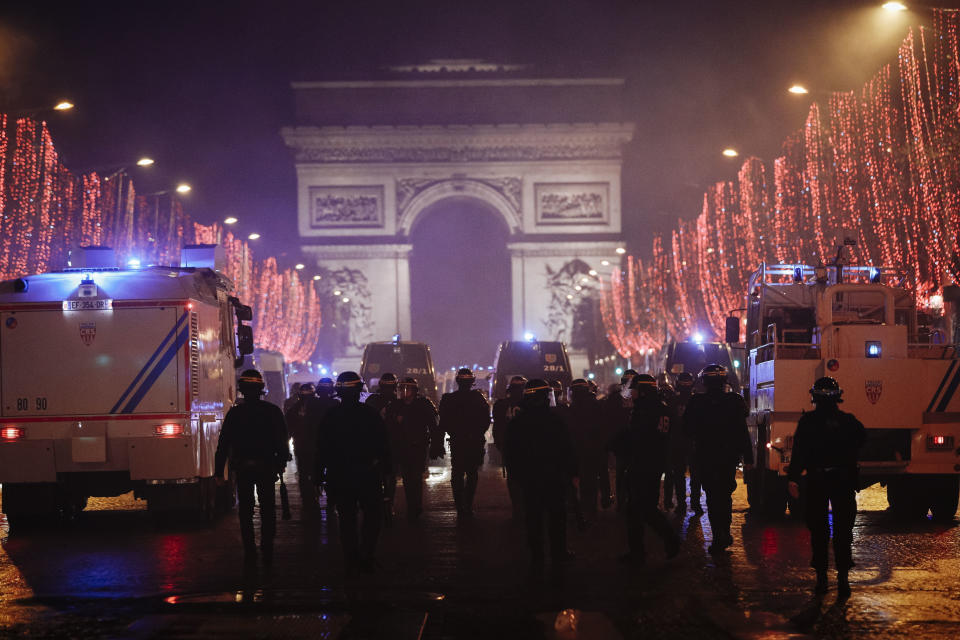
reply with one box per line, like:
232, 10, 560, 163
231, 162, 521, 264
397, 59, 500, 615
699, 364, 727, 390
335, 371, 364, 394
238, 369, 265, 396
316, 377, 335, 396
456, 368, 475, 387
621, 368, 638, 385
587, 379, 599, 394
524, 378, 551, 396
298, 382, 316, 396
810, 376, 843, 403
676, 372, 695, 387
508, 375, 527, 388
570, 378, 591, 398
379, 372, 398, 388
629, 373, 658, 389
398, 376, 419, 390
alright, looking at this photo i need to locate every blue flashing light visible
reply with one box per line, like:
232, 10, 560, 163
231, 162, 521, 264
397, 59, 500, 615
615, 367, 624, 376
524, 332, 536, 342
587, 372, 596, 380
392, 333, 401, 344
693, 333, 704, 344
866, 341, 882, 358
733, 360, 741, 368
127, 258, 141, 269
869, 268, 882, 283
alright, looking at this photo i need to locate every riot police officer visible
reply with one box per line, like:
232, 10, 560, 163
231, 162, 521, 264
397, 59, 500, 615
317, 371, 391, 574
439, 368, 491, 517
285, 382, 321, 518
312, 378, 339, 514
609, 374, 681, 564
683, 364, 753, 553
787, 377, 866, 598
607, 369, 637, 511
366, 372, 398, 417
493, 375, 527, 518
384, 377, 439, 521
568, 378, 606, 520
672, 372, 702, 514
504, 379, 578, 573
215, 369, 290, 565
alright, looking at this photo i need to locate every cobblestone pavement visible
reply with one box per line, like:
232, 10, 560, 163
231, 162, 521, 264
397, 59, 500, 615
1, 449, 958, 639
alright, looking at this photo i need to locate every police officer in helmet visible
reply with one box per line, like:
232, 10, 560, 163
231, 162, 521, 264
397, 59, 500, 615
366, 372, 399, 417
609, 374, 681, 564
683, 364, 753, 553
788, 377, 866, 598
215, 369, 290, 565
285, 382, 322, 518
493, 375, 527, 518
504, 379, 578, 574
568, 378, 605, 521
317, 371, 391, 574
672, 372, 702, 514
439, 368, 491, 517
383, 377, 440, 521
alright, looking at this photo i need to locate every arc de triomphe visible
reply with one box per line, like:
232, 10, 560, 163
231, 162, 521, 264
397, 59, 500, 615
282, 62, 634, 374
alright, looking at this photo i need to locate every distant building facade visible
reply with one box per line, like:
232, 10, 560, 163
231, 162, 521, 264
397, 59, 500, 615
282, 60, 634, 373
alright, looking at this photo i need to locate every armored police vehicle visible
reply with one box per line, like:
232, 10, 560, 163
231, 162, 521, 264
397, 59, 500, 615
0, 245, 253, 526
490, 340, 572, 400
732, 261, 959, 520
360, 339, 438, 402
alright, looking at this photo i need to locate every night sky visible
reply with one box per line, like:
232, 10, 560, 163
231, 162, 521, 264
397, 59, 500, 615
0, 0, 923, 263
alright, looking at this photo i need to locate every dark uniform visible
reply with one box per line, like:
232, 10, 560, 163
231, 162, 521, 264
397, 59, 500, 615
285, 384, 323, 517
439, 369, 491, 516
683, 364, 753, 553
567, 380, 606, 519
365, 372, 398, 418
492, 377, 526, 517
609, 375, 680, 563
384, 378, 440, 520
602, 378, 633, 510
788, 377, 866, 597
504, 379, 577, 571
215, 370, 290, 563
671, 375, 701, 513
318, 372, 391, 572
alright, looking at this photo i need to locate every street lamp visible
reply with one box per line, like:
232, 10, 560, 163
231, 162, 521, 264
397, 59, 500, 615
175, 183, 192, 194
615, 247, 626, 255
788, 84, 809, 95
248, 233, 261, 240
882, 2, 907, 11
295, 263, 305, 270
722, 148, 739, 158
53, 101, 74, 111
313, 274, 322, 281
136, 157, 155, 167
223, 216, 238, 225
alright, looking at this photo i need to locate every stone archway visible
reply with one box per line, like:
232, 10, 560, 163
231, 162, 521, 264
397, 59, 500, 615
398, 178, 522, 236
406, 194, 513, 368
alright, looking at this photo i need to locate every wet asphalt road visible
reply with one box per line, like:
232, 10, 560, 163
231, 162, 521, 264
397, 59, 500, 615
1, 451, 958, 639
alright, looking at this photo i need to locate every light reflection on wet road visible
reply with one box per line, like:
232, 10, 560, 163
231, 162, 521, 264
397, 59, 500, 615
1, 455, 958, 639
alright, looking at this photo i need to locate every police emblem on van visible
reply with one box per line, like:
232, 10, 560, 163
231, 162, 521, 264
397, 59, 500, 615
865, 379, 882, 404
80, 322, 96, 346
545, 353, 557, 364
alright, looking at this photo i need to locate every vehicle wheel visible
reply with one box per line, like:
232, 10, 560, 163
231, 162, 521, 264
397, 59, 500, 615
887, 478, 929, 520
930, 476, 960, 523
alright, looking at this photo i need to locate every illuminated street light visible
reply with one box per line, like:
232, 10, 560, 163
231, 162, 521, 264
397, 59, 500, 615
312, 275, 321, 281
295, 263, 305, 270
333, 289, 342, 296
882, 2, 907, 11
53, 101, 74, 111
601, 260, 610, 266
136, 157, 155, 167
722, 148, 739, 158
223, 216, 238, 225
248, 232, 261, 240
175, 183, 192, 194
615, 247, 626, 255
341, 297, 350, 303
788, 84, 809, 95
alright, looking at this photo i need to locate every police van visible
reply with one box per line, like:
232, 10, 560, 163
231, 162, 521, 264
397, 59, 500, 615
360, 339, 438, 402
490, 340, 572, 400
0, 245, 253, 526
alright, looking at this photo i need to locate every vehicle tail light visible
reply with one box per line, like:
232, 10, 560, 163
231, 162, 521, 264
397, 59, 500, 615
1, 426, 25, 442
927, 435, 955, 450
155, 423, 184, 437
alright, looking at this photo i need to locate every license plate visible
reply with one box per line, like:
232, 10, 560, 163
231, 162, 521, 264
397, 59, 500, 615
62, 299, 113, 311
